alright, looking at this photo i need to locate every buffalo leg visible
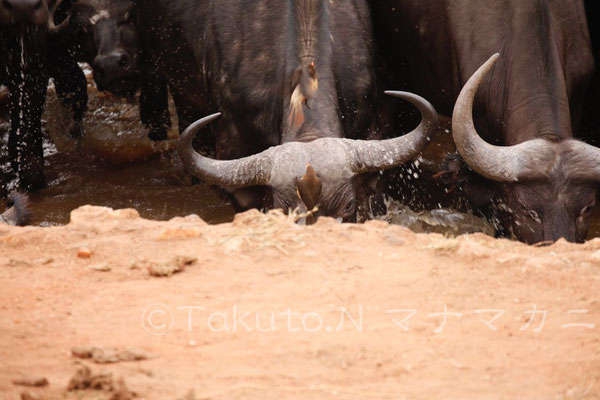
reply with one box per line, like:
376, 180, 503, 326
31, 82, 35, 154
170, 88, 215, 154
4, 28, 48, 190
7, 69, 48, 190
140, 67, 170, 141
47, 0, 86, 138
48, 49, 88, 139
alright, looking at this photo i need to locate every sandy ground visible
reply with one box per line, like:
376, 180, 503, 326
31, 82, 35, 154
1, 206, 599, 400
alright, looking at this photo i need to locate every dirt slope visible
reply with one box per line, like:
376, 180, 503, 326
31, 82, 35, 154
1, 206, 599, 399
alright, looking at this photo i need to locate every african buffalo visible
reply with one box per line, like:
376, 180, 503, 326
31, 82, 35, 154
372, 0, 596, 243
138, 0, 437, 220
1, 0, 86, 190
55, 0, 170, 140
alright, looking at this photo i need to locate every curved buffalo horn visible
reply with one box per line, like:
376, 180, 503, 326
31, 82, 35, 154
48, 0, 71, 34
452, 53, 552, 182
348, 91, 438, 174
564, 140, 600, 181
177, 113, 273, 188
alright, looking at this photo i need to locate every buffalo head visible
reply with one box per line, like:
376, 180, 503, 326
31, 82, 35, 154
178, 92, 437, 221
453, 54, 599, 244
61, 0, 141, 96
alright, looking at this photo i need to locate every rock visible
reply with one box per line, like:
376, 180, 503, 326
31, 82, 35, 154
148, 262, 182, 277
77, 247, 92, 258
88, 263, 111, 272
20, 391, 40, 400
5, 259, 31, 268
147, 255, 197, 277
67, 366, 113, 391
110, 378, 136, 400
66, 366, 135, 399
168, 214, 207, 225
174, 255, 198, 268
71, 346, 154, 364
12, 377, 48, 387
70, 206, 140, 225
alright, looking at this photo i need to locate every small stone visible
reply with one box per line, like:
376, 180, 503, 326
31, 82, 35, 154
130, 258, 148, 270
173, 255, 197, 268
6, 259, 31, 268
87, 263, 111, 272
12, 377, 48, 387
77, 247, 92, 258
148, 262, 182, 277
20, 392, 40, 400
111, 377, 136, 400
110, 209, 140, 220
67, 366, 113, 391
71, 346, 93, 359
71, 346, 154, 363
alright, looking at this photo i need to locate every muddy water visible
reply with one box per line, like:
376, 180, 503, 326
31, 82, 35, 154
2, 73, 600, 239
0, 73, 234, 226
28, 151, 233, 226
31, 77, 234, 226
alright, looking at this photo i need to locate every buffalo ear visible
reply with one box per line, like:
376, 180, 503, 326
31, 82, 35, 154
296, 164, 322, 211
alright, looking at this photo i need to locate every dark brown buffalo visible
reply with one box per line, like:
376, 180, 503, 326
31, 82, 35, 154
372, 0, 596, 243
0, 0, 49, 25
139, 0, 438, 220
1, 0, 85, 190
52, 0, 170, 140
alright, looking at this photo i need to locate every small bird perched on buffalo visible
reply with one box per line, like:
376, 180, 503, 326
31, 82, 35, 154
288, 62, 319, 130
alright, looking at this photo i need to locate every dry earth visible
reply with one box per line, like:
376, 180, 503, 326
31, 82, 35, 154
1, 206, 600, 399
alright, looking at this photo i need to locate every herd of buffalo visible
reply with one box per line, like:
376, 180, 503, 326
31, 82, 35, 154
1, 0, 599, 245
